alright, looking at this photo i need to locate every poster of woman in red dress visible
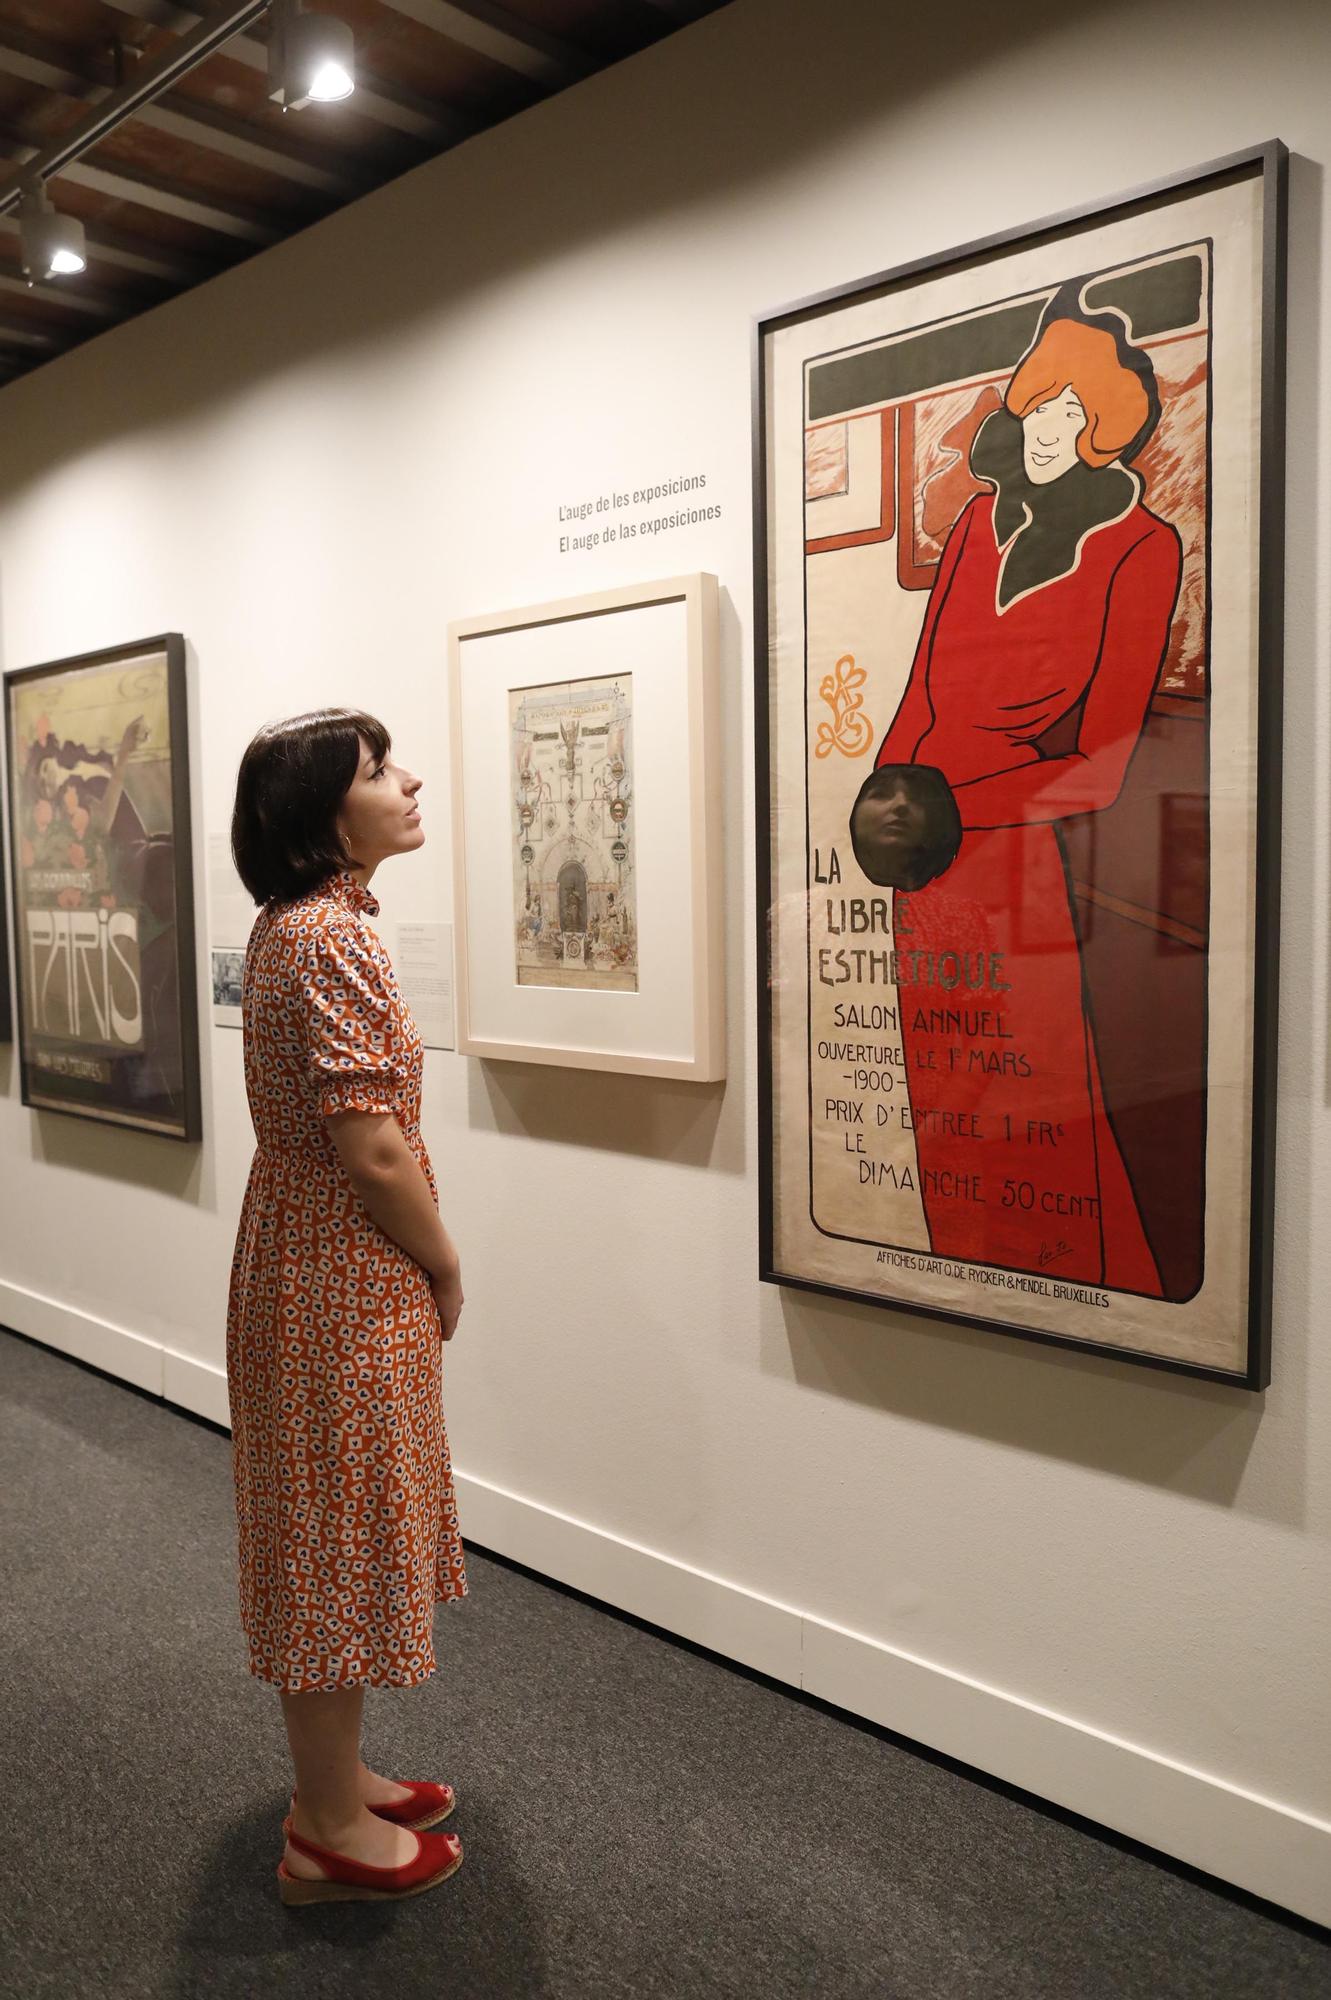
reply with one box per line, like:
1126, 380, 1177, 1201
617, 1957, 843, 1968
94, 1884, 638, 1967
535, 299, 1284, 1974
854, 296, 1181, 1298
758, 148, 1284, 1384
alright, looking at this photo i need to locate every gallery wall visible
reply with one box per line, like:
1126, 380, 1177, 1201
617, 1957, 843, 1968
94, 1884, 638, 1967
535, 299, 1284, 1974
0, 0, 1327, 1925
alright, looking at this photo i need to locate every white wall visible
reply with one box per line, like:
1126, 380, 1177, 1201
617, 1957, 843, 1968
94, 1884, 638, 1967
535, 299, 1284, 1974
1, 0, 1328, 1925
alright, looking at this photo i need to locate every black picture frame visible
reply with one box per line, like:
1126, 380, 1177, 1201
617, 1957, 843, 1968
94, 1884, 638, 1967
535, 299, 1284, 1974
0, 807, 11, 1044
0, 772, 11, 1040
754, 141, 1287, 1389
4, 633, 202, 1142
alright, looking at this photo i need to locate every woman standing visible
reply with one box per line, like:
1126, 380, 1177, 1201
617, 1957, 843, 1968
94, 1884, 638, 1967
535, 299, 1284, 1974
855, 304, 1183, 1294
227, 708, 468, 1906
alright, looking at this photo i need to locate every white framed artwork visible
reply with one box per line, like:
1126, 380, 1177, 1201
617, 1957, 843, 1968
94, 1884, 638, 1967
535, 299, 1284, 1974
448, 572, 724, 1079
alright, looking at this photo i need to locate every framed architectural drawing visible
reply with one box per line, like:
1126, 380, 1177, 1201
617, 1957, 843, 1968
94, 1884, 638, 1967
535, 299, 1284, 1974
450, 573, 724, 1078
4, 634, 202, 1140
756, 142, 1286, 1386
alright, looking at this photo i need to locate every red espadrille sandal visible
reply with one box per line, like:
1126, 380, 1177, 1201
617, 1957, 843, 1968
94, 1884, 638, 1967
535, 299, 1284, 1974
276, 1816, 463, 1906
291, 1780, 456, 1830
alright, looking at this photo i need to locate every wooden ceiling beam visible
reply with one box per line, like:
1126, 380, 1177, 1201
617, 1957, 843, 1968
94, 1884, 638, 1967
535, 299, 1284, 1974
0, 314, 63, 349
372, 1, 590, 88
0, 33, 88, 98
55, 157, 282, 244
0, 26, 365, 200
0, 136, 281, 245
0, 268, 123, 318
143, 97, 368, 198
98, 0, 477, 147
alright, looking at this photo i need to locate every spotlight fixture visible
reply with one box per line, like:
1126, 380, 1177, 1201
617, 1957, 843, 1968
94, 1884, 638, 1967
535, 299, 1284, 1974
267, 0, 356, 110
19, 181, 87, 282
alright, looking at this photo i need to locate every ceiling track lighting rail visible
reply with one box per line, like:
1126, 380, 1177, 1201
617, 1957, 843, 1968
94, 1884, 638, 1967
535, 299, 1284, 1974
0, 3, 272, 207
0, 0, 356, 284
99, 0, 444, 148
0, 26, 364, 201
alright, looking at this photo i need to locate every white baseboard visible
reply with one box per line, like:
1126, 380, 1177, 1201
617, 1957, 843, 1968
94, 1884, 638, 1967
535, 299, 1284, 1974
4, 1288, 1328, 1930
1, 1277, 163, 1397
0, 1278, 233, 1428
456, 1470, 1331, 1930
163, 1342, 231, 1429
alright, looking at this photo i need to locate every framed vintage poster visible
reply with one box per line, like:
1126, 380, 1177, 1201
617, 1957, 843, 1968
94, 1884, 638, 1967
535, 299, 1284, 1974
756, 142, 1286, 1387
4, 634, 202, 1141
0, 827, 10, 1043
450, 572, 724, 1078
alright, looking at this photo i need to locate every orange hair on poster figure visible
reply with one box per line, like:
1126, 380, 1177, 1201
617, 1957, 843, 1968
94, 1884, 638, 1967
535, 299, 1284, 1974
1006, 318, 1151, 467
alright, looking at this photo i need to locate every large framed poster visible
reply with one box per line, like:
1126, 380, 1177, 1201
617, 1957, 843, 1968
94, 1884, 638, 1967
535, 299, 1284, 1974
756, 143, 1286, 1387
450, 572, 724, 1079
4, 634, 202, 1141
0, 825, 10, 1043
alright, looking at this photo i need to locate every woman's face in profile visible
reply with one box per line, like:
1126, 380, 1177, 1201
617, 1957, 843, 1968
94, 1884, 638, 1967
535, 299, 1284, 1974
1021, 386, 1086, 485
336, 735, 425, 870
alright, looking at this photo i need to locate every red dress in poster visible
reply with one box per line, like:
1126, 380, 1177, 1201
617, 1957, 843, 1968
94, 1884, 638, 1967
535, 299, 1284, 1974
862, 315, 1183, 1292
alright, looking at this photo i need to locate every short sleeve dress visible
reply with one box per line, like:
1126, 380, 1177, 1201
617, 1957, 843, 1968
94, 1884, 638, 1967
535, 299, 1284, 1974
226, 867, 467, 1692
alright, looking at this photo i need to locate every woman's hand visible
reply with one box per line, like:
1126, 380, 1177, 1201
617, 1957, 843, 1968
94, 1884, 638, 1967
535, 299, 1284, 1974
431, 1262, 464, 1342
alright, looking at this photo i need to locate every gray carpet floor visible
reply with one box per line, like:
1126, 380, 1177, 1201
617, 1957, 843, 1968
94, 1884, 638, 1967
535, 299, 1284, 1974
1, 1326, 1327, 2000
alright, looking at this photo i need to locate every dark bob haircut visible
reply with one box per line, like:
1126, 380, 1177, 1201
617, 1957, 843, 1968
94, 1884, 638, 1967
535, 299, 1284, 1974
849, 762, 962, 891
231, 707, 389, 905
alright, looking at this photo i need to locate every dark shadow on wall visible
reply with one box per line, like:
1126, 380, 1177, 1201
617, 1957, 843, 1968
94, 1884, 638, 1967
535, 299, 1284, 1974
765, 1282, 1301, 1525
0, 0, 1126, 487
28, 1105, 204, 1199
472, 1060, 732, 1169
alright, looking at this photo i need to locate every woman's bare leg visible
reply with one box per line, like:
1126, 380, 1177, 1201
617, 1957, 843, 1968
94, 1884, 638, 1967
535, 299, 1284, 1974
279, 1687, 418, 1878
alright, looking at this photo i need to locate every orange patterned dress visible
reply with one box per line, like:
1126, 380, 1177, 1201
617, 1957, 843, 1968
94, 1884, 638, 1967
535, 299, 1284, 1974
226, 867, 467, 1692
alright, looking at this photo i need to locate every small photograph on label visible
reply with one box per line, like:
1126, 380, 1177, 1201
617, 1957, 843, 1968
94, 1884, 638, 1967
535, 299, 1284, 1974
211, 946, 244, 1026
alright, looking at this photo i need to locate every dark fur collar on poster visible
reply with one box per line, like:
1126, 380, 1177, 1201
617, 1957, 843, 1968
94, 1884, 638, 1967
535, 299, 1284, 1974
969, 408, 1139, 610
